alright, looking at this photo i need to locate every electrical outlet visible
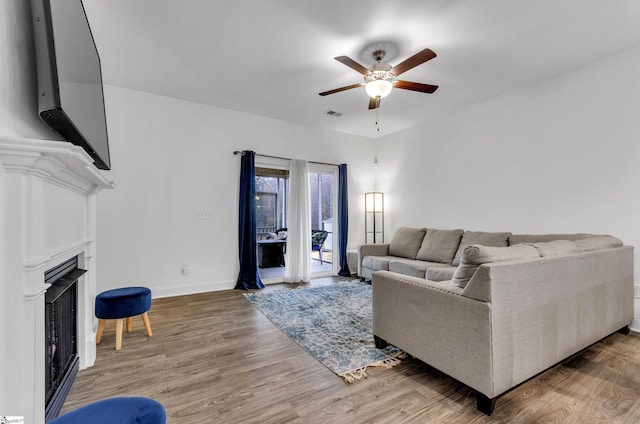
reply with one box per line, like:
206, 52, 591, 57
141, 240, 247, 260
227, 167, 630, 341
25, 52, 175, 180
195, 210, 213, 220
181, 264, 190, 275
635, 285, 640, 298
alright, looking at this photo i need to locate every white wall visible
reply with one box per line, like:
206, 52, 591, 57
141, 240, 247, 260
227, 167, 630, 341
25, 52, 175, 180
97, 85, 373, 297
377, 46, 640, 330
0, 0, 60, 139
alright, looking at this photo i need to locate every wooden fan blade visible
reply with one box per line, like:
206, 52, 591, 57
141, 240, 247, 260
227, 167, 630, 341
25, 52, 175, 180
394, 80, 439, 93
390, 48, 437, 76
368, 97, 380, 110
335, 56, 371, 76
319, 83, 364, 96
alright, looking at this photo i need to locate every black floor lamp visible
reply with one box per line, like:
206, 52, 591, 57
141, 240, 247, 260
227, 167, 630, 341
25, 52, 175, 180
365, 192, 384, 243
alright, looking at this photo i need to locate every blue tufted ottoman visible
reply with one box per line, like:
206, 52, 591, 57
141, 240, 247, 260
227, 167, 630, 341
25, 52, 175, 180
48, 396, 166, 424
95, 287, 153, 350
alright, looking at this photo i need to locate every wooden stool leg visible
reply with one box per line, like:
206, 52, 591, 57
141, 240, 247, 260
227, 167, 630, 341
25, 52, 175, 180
141, 312, 152, 337
96, 319, 106, 344
126, 317, 132, 332
115, 318, 124, 350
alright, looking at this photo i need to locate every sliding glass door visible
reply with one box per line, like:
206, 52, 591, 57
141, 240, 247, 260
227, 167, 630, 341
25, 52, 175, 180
308, 163, 338, 277
254, 158, 338, 282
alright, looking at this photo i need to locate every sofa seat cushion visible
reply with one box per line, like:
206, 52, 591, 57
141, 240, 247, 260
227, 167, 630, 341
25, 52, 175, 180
388, 258, 444, 278
452, 231, 512, 266
452, 244, 540, 288
361, 255, 397, 272
416, 228, 464, 263
426, 266, 458, 282
388, 227, 426, 259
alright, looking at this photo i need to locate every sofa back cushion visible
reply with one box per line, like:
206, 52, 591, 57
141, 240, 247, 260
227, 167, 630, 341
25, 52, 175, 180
574, 235, 623, 251
508, 233, 594, 245
452, 231, 512, 266
522, 240, 580, 257
452, 244, 540, 288
388, 227, 426, 259
416, 228, 463, 263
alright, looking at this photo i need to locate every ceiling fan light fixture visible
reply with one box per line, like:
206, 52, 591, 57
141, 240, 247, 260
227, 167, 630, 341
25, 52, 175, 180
320, 48, 438, 107
365, 79, 393, 99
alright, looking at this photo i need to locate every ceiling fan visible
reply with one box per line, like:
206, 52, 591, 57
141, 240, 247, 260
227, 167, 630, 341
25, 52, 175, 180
319, 48, 439, 109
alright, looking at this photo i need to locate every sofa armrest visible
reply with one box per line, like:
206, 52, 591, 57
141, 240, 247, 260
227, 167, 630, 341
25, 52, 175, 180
357, 243, 390, 276
372, 271, 493, 397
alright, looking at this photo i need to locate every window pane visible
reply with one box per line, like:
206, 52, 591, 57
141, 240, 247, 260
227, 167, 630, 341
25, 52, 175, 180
255, 172, 288, 239
256, 192, 277, 237
255, 176, 278, 193
309, 172, 333, 230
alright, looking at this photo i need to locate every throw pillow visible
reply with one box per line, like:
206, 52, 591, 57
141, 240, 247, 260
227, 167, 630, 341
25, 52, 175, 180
388, 227, 427, 259
452, 231, 512, 266
452, 244, 540, 288
416, 228, 463, 263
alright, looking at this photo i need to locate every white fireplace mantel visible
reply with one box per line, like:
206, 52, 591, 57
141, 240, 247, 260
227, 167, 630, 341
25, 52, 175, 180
0, 136, 114, 423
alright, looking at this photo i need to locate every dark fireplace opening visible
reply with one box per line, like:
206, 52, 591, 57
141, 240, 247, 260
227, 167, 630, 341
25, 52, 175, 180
44, 256, 86, 422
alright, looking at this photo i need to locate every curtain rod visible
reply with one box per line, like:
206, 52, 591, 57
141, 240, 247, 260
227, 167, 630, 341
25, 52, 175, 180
233, 150, 339, 167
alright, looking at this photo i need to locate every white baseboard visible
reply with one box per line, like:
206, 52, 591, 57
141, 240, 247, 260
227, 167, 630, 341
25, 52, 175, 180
80, 339, 97, 370
152, 279, 235, 299
633, 293, 640, 333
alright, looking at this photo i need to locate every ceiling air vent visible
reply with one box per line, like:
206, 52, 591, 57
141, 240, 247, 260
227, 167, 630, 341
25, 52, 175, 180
325, 110, 343, 117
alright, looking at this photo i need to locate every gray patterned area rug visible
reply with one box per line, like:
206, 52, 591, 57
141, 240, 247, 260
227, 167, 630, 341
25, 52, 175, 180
244, 280, 405, 383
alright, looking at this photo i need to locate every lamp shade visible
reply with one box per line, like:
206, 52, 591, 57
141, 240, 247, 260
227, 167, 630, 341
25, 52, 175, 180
365, 80, 392, 99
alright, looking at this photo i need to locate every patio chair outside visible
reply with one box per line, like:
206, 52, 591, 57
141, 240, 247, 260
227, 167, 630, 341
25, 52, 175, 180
311, 230, 329, 264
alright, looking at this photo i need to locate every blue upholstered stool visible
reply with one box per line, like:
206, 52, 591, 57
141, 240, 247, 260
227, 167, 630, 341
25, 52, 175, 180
49, 396, 166, 424
95, 287, 152, 350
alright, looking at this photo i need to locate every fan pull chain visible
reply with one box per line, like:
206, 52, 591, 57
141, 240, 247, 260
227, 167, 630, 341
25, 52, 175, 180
376, 107, 380, 132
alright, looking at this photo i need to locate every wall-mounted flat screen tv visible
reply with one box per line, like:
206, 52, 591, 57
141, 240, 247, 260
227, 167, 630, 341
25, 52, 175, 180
30, 0, 111, 170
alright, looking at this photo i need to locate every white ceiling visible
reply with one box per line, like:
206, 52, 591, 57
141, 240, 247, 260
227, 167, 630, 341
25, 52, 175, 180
82, 0, 640, 139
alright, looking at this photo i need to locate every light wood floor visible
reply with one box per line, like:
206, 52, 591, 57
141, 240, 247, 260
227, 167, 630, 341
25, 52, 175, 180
62, 278, 640, 423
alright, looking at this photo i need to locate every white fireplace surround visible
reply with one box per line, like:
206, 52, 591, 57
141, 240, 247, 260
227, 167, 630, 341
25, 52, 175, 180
0, 136, 114, 423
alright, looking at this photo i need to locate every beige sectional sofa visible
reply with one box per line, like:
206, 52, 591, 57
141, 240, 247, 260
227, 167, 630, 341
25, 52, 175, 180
361, 227, 634, 414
